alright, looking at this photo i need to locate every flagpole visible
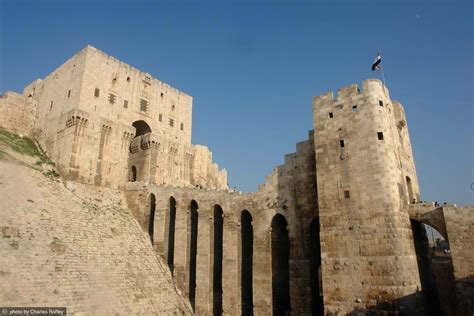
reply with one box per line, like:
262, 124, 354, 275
378, 49, 387, 96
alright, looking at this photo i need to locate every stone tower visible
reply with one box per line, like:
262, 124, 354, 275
312, 79, 423, 314
21, 45, 227, 190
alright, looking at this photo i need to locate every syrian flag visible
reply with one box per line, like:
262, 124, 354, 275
372, 52, 382, 71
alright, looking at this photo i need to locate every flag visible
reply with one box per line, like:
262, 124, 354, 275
371, 53, 381, 71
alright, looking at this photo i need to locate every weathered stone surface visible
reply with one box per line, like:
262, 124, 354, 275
0, 157, 191, 315
0, 92, 37, 137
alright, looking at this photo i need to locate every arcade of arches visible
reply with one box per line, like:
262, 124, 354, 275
136, 190, 325, 315
125, 187, 473, 316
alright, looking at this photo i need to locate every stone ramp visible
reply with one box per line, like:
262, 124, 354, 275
0, 158, 191, 315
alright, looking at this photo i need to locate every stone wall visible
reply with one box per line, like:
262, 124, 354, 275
0, 92, 37, 137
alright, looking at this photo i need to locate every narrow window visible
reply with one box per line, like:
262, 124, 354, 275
377, 132, 384, 140
123, 100, 128, 108
379, 100, 384, 107
339, 140, 345, 148
94, 88, 100, 97
329, 112, 333, 118
160, 92, 164, 98
158, 114, 163, 122
169, 118, 175, 127
352, 105, 358, 112
50, 101, 54, 110
140, 99, 149, 113
67, 90, 71, 98
172, 104, 175, 111
108, 93, 116, 105
126, 77, 130, 82
180, 123, 184, 131
344, 190, 350, 199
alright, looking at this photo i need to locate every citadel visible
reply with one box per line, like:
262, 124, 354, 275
0, 45, 472, 315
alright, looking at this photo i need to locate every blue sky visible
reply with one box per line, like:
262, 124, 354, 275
1, 0, 472, 205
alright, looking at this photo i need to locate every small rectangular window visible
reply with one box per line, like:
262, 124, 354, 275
123, 100, 128, 108
329, 112, 333, 118
379, 100, 383, 107
67, 90, 71, 98
140, 99, 149, 113
50, 101, 54, 110
158, 114, 162, 122
339, 140, 345, 148
377, 132, 384, 140
352, 105, 358, 112
169, 118, 175, 127
344, 190, 350, 199
108, 93, 116, 105
94, 88, 100, 97
180, 123, 184, 131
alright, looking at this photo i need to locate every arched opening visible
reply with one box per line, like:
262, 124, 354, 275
406, 176, 414, 203
309, 218, 324, 316
189, 200, 199, 312
148, 194, 156, 244
132, 120, 152, 137
130, 165, 137, 182
213, 205, 224, 316
411, 220, 455, 316
271, 214, 291, 315
241, 210, 254, 316
167, 197, 177, 275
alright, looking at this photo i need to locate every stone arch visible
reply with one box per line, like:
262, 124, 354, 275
408, 205, 448, 240
410, 220, 451, 315
167, 196, 177, 274
130, 165, 137, 182
213, 205, 224, 316
241, 210, 254, 315
188, 199, 199, 312
309, 218, 324, 316
132, 120, 152, 137
148, 193, 156, 244
271, 213, 291, 315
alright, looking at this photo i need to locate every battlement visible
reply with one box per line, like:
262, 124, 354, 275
313, 79, 390, 107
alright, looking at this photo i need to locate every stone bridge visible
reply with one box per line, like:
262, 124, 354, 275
408, 203, 448, 240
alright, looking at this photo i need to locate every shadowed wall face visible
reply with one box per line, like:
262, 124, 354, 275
271, 214, 291, 315
310, 219, 324, 316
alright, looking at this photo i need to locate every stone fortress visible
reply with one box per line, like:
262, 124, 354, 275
0, 45, 472, 315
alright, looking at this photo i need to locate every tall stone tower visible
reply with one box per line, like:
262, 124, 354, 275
312, 79, 422, 314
